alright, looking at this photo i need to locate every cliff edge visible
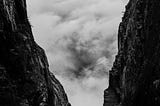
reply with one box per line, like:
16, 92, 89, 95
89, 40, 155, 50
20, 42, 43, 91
104, 0, 160, 106
0, 0, 70, 106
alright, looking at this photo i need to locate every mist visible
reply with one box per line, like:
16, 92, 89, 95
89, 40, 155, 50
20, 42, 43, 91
27, 0, 128, 106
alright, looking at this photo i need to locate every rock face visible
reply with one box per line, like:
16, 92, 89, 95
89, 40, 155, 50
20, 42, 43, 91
104, 0, 160, 106
0, 0, 70, 106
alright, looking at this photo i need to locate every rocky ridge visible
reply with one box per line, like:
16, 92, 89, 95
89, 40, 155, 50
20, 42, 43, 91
104, 0, 160, 106
0, 0, 70, 106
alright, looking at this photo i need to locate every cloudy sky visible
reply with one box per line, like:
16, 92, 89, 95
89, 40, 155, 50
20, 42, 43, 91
26, 0, 128, 106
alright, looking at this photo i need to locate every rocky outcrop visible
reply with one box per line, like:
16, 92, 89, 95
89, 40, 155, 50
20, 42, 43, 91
104, 0, 160, 106
0, 0, 70, 106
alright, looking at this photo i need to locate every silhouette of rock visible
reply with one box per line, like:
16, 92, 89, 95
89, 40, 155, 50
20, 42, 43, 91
104, 0, 160, 106
0, 0, 70, 106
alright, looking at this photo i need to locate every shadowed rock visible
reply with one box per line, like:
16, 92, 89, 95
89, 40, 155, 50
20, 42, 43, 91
0, 0, 70, 106
104, 0, 160, 106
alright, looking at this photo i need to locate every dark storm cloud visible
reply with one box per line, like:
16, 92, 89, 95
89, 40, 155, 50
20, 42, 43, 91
55, 33, 115, 77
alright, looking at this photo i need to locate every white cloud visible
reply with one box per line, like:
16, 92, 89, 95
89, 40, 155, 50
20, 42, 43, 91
27, 0, 128, 106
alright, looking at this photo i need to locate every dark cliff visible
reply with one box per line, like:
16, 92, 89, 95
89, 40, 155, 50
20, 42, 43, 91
104, 0, 160, 106
0, 0, 70, 106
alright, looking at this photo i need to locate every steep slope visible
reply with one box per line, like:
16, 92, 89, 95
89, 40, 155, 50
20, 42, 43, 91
0, 0, 70, 106
104, 0, 160, 106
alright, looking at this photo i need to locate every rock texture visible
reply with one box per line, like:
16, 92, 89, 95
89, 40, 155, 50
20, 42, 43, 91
0, 0, 70, 106
104, 0, 160, 106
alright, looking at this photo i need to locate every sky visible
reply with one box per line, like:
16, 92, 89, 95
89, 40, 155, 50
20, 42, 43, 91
26, 0, 128, 106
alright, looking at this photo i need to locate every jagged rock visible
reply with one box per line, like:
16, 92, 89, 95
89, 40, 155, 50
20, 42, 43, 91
104, 0, 160, 106
0, 0, 70, 106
